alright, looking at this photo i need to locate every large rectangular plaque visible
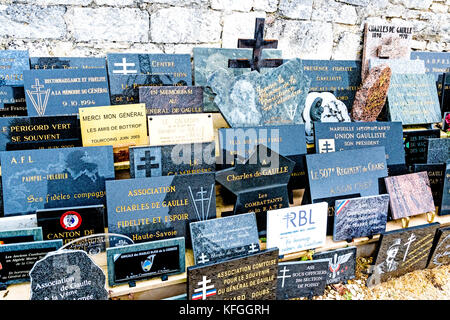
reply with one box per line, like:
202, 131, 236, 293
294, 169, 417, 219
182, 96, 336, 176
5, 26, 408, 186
1, 146, 115, 216
23, 68, 110, 116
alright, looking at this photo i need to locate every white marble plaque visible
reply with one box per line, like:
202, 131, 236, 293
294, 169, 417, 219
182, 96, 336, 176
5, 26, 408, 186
266, 202, 328, 255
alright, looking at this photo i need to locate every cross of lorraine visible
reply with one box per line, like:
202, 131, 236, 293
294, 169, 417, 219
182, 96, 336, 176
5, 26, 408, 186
26, 79, 50, 116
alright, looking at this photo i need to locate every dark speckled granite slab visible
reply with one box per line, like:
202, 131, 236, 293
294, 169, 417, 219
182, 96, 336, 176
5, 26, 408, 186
187, 248, 278, 300
333, 194, 389, 241
276, 259, 328, 300
368, 223, 440, 285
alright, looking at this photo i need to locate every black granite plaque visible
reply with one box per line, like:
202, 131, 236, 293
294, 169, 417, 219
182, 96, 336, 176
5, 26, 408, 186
368, 223, 440, 285
0, 115, 80, 151
139, 86, 203, 115
187, 248, 278, 300
190, 213, 260, 265
0, 101, 27, 117
313, 247, 357, 285
129, 142, 215, 178
276, 260, 328, 300
441, 160, 450, 216
107, 172, 216, 244
36, 205, 105, 245
0, 86, 27, 112
413, 163, 445, 213
215, 145, 294, 234
426, 138, 450, 164
218, 125, 307, 189
0, 240, 63, 286
427, 226, 450, 268
403, 129, 440, 166
106, 237, 185, 286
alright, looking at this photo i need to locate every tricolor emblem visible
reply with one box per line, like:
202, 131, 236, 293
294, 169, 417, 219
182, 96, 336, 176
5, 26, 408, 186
335, 199, 350, 216
192, 276, 217, 300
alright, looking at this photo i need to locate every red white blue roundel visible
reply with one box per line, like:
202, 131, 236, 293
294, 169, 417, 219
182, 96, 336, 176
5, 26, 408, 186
60, 211, 82, 231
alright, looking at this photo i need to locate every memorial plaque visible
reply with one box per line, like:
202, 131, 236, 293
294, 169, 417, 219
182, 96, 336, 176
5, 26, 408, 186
368, 223, 439, 285
216, 145, 294, 233
107, 53, 192, 105
187, 248, 278, 300
411, 51, 450, 111
361, 23, 413, 80
410, 52, 450, 81
301, 59, 361, 111
79, 103, 148, 149
0, 115, 80, 151
193, 47, 282, 112
413, 163, 445, 211
0, 86, 26, 110
387, 74, 441, 125
30, 250, 107, 300
351, 64, 391, 122
106, 237, 185, 286
148, 113, 214, 146
0, 50, 30, 86
0, 100, 27, 117
106, 172, 216, 244
277, 260, 328, 300
23, 68, 110, 116
426, 138, 450, 164
333, 194, 389, 241
313, 247, 357, 285
314, 121, 405, 169
266, 203, 328, 256
129, 142, 215, 178
190, 213, 260, 265
306, 146, 388, 204
384, 172, 435, 220
1, 146, 115, 216
0, 239, 62, 286
139, 86, 203, 115
403, 129, 441, 166
441, 160, 450, 216
369, 58, 425, 74
0, 227, 43, 245
30, 57, 106, 70
427, 226, 450, 268
219, 125, 307, 188
208, 58, 310, 127
36, 205, 105, 245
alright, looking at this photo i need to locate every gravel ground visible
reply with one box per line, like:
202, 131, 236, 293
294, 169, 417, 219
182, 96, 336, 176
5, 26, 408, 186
311, 257, 450, 300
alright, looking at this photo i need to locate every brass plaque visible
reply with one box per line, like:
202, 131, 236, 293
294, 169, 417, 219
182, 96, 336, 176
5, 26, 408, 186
79, 103, 148, 148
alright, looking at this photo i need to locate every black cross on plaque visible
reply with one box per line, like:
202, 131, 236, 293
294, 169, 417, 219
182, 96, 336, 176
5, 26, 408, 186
137, 151, 160, 177
228, 18, 284, 73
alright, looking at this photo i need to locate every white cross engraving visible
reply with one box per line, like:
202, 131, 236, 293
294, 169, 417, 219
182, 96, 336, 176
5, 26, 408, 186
194, 276, 215, 300
198, 252, 209, 264
248, 243, 259, 254
278, 266, 291, 288
113, 58, 137, 75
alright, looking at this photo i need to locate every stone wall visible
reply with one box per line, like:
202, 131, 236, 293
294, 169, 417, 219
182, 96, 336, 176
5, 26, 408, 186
0, 0, 448, 59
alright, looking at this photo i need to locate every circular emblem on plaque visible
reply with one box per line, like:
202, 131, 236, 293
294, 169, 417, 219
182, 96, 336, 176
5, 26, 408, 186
60, 211, 82, 231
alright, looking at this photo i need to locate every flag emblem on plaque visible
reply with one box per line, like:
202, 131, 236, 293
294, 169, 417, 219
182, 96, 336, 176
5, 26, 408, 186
192, 276, 217, 300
